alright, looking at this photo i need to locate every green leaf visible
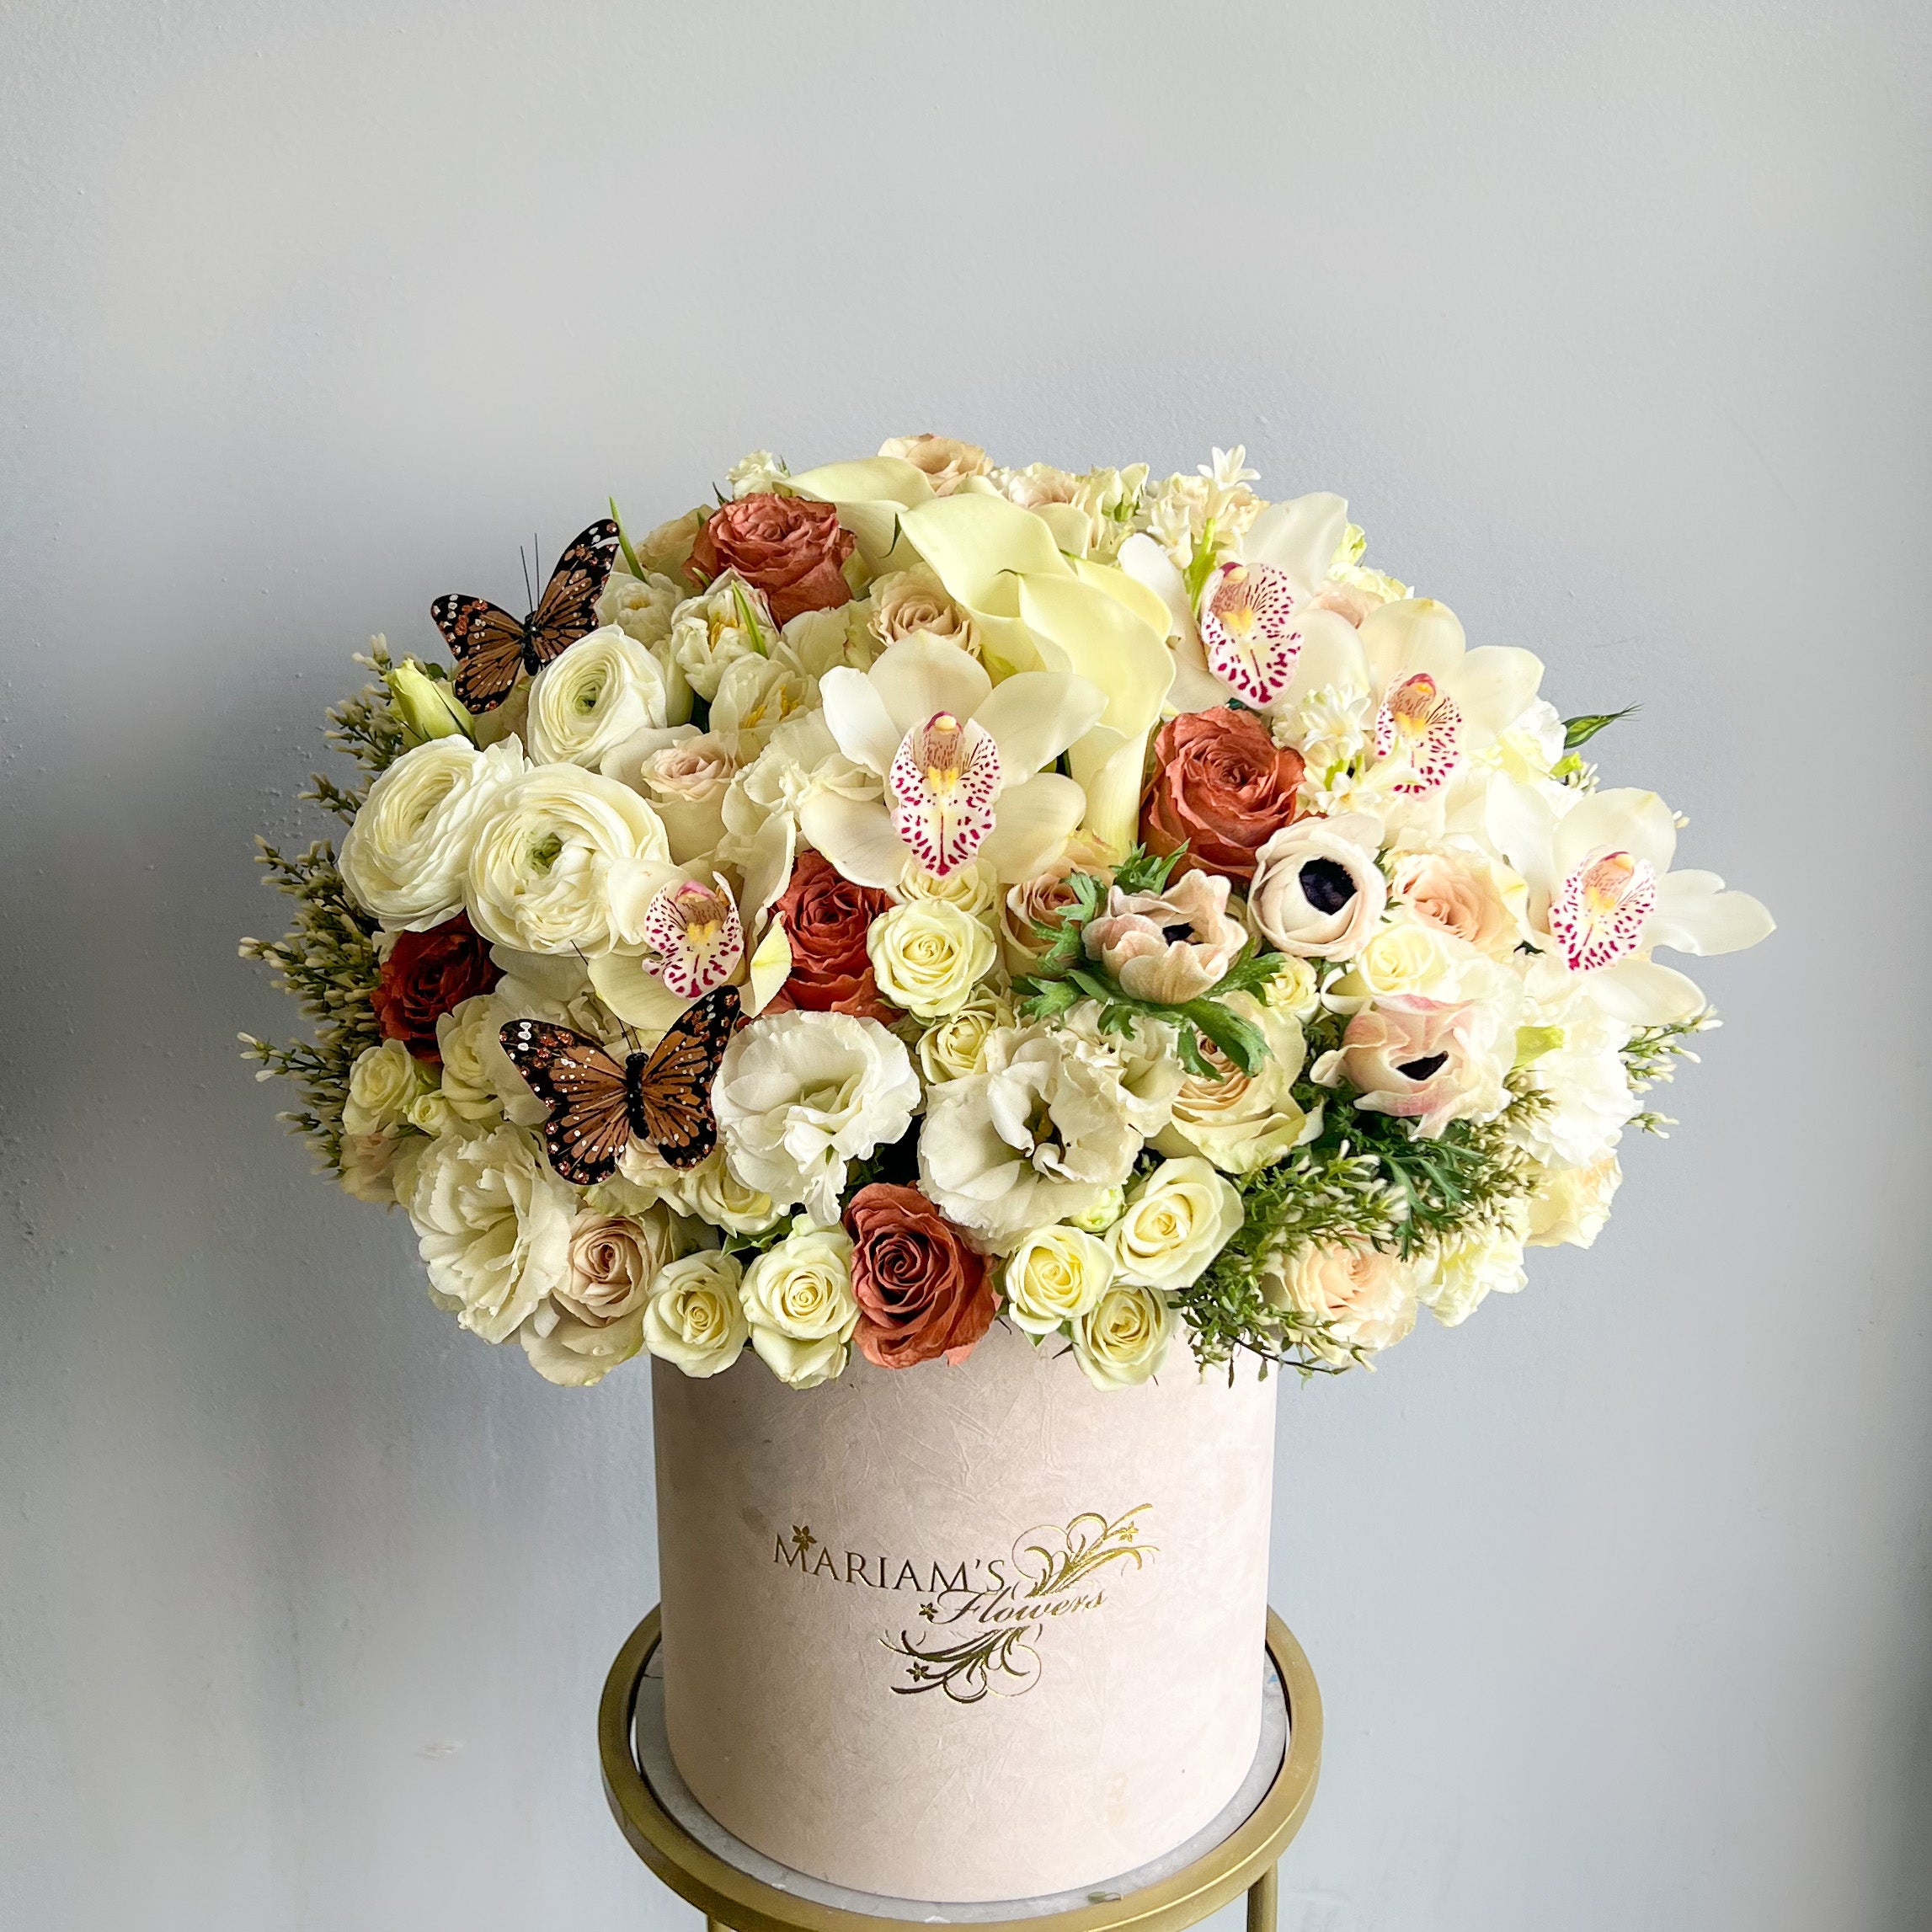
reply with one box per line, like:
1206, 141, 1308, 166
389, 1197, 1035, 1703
1562, 704, 1638, 750
1182, 997, 1270, 1075
608, 496, 647, 581
1111, 841, 1187, 896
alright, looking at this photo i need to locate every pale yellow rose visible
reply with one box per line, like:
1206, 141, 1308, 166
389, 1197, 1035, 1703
1004, 1225, 1114, 1336
894, 856, 999, 924
867, 900, 997, 1020
1071, 1284, 1176, 1390
343, 1038, 435, 1137
642, 1251, 750, 1377
1108, 1157, 1243, 1289
1152, 994, 1320, 1174
916, 985, 1016, 1084
740, 1224, 860, 1388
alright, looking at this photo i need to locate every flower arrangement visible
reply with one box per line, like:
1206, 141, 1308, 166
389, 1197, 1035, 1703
243, 436, 1771, 1392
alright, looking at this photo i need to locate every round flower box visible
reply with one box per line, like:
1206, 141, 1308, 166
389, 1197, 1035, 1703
651, 1320, 1278, 1903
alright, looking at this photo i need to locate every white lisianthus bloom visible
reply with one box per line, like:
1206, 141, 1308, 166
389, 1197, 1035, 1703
1470, 697, 1566, 785
642, 1251, 750, 1378
916, 985, 1015, 1084
1108, 1157, 1244, 1289
1511, 990, 1641, 1168
339, 737, 527, 931
867, 899, 996, 1019
670, 571, 775, 702
803, 637, 1104, 886
918, 1023, 1171, 1252
1072, 1284, 1177, 1390
343, 1038, 436, 1136
1524, 1149, 1621, 1248
526, 626, 674, 771
465, 764, 677, 956
1265, 1241, 1422, 1365
604, 1149, 778, 1236
1004, 1225, 1115, 1336
727, 448, 792, 498
406, 1125, 574, 1344
713, 1012, 920, 1225
1418, 1218, 1529, 1327
739, 1223, 861, 1388
1153, 993, 1321, 1174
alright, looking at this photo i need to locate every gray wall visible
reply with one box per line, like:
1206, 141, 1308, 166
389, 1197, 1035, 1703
3, 4, 1926, 1928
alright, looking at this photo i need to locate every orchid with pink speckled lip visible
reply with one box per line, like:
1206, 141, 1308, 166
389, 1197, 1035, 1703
1489, 784, 1774, 1024
639, 873, 745, 998
801, 637, 1107, 888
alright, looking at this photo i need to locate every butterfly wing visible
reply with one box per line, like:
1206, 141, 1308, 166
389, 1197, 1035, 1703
634, 985, 742, 1170
433, 595, 527, 714
526, 519, 622, 668
498, 1019, 635, 1186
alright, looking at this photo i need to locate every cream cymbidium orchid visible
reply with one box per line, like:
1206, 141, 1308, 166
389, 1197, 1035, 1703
638, 873, 744, 999
1118, 489, 1365, 713
802, 636, 1105, 888
1491, 783, 1774, 1023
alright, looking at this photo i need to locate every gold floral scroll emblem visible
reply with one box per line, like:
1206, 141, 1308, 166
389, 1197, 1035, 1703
883, 1505, 1155, 1703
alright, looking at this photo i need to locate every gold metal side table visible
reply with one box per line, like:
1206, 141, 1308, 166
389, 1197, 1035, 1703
600, 1607, 1321, 1932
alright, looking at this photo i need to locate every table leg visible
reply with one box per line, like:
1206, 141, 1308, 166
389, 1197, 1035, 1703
1246, 1860, 1278, 1932
706, 1917, 731, 1932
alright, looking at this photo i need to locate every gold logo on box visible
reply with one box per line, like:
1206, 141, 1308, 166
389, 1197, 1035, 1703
773, 1507, 1155, 1703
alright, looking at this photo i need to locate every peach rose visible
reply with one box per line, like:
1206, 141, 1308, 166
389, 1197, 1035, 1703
878, 433, 991, 496
556, 1210, 672, 1327
999, 841, 1113, 977
867, 563, 980, 658
1140, 708, 1305, 884
688, 494, 856, 626
1390, 843, 1526, 961
843, 1183, 997, 1369
1082, 867, 1246, 1003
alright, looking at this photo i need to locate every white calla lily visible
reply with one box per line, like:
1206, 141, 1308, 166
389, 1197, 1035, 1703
802, 636, 1103, 887
1489, 782, 1774, 1022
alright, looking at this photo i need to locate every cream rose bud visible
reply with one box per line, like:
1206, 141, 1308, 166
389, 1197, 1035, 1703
1267, 1241, 1422, 1364
601, 1150, 779, 1236
525, 626, 673, 771
670, 571, 774, 702
643, 1251, 750, 1378
627, 732, 739, 867
343, 1038, 435, 1136
407, 1125, 574, 1344
713, 1012, 921, 1225
867, 900, 997, 1020
388, 658, 473, 745
895, 857, 999, 923
1004, 1225, 1114, 1336
465, 764, 676, 956
740, 1223, 861, 1389
1247, 812, 1388, 958
1065, 1187, 1126, 1234
1072, 1284, 1176, 1390
339, 737, 528, 931
916, 986, 1015, 1084
1108, 1157, 1244, 1289
1524, 1149, 1621, 1248
1262, 954, 1321, 1021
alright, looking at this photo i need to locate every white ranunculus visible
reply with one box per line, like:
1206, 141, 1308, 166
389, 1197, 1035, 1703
339, 737, 527, 931
343, 1038, 435, 1136
867, 899, 996, 1020
713, 1012, 920, 1225
406, 1125, 574, 1344
642, 1251, 750, 1378
526, 626, 674, 771
739, 1223, 860, 1388
670, 572, 775, 701
1418, 1218, 1529, 1327
916, 985, 1016, 1084
1265, 1241, 1422, 1364
918, 1023, 1170, 1252
597, 567, 684, 654
1524, 1149, 1621, 1248
433, 993, 539, 1128
1072, 1284, 1176, 1390
1109, 1157, 1244, 1289
1153, 992, 1320, 1174
1512, 991, 1641, 1169
1004, 1225, 1114, 1336
466, 764, 676, 956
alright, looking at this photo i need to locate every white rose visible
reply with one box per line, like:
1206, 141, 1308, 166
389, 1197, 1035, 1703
406, 1125, 574, 1343
894, 857, 999, 923
1524, 1150, 1621, 1248
466, 764, 675, 956
431, 994, 528, 1127
740, 1223, 860, 1388
1108, 1157, 1244, 1289
601, 1149, 779, 1236
713, 1012, 920, 1225
1262, 954, 1322, 1022
1418, 1217, 1529, 1327
1266, 1241, 1422, 1364
1072, 1284, 1177, 1390
1513, 994, 1640, 1169
525, 626, 673, 771
1066, 1186, 1126, 1234
916, 986, 1015, 1084
1152, 992, 1320, 1174
339, 738, 527, 931
670, 572, 774, 701
343, 1038, 435, 1136
642, 1251, 750, 1378
1004, 1225, 1114, 1336
1335, 912, 1502, 1006
867, 900, 996, 1020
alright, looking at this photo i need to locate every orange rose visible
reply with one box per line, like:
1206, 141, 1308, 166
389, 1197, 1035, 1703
1139, 708, 1305, 883
767, 852, 899, 1022
688, 494, 855, 626
843, 1183, 995, 1369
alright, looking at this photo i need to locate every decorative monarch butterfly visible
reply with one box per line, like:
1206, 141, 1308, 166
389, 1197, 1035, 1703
430, 518, 622, 713
499, 985, 743, 1187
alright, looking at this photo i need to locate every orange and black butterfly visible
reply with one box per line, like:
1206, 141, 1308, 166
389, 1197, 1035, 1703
499, 985, 742, 1186
431, 518, 622, 713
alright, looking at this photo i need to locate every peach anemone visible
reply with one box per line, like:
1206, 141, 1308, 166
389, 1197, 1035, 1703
801, 637, 1106, 888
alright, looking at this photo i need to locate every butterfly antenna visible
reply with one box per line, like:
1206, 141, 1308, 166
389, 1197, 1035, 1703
519, 539, 536, 617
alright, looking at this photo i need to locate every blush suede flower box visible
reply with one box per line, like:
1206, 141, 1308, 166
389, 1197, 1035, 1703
243, 433, 1770, 1900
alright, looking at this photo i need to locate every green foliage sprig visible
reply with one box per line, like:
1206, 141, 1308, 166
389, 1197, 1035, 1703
1622, 1008, 1716, 1135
